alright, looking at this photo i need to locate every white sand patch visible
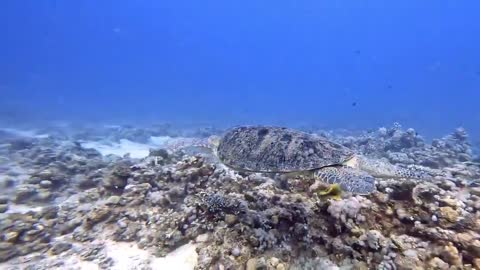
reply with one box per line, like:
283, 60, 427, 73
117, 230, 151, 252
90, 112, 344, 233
0, 234, 197, 270
81, 139, 153, 159
0, 128, 49, 139
80, 136, 190, 159
5, 204, 43, 214
151, 243, 198, 270
149, 136, 177, 145
104, 240, 198, 270
64, 257, 100, 270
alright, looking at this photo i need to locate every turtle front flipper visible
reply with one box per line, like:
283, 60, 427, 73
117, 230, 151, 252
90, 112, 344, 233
313, 166, 376, 196
350, 155, 432, 180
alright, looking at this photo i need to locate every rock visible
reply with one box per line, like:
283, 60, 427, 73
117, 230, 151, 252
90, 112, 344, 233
378, 127, 388, 136
13, 184, 38, 203
0, 196, 8, 204
73, 226, 94, 242
470, 187, 480, 197
474, 201, 480, 211
276, 263, 286, 270
0, 204, 8, 213
113, 221, 141, 241
396, 208, 412, 221
195, 234, 209, 243
76, 173, 99, 189
148, 190, 174, 206
366, 230, 384, 250
245, 257, 267, 270
80, 244, 104, 261
327, 196, 369, 221
467, 239, 480, 257
19, 224, 48, 243
84, 206, 111, 228
122, 183, 152, 206
246, 258, 257, 270
269, 257, 280, 267
271, 215, 279, 225
0, 242, 18, 262
39, 180, 52, 189
231, 247, 241, 257
394, 255, 419, 270
34, 169, 55, 180
352, 262, 369, 270
36, 190, 52, 201
224, 214, 237, 226
50, 242, 72, 255
438, 206, 458, 223
257, 257, 267, 269
79, 188, 101, 203
440, 242, 462, 266
4, 232, 19, 243
387, 152, 414, 165
103, 162, 131, 190
103, 175, 128, 190
0, 178, 15, 189
438, 197, 458, 208
167, 186, 184, 198
40, 205, 59, 219
247, 235, 260, 247
457, 232, 474, 244
106, 195, 121, 205
412, 183, 442, 205
473, 258, 480, 270
59, 217, 83, 235
123, 183, 151, 198
116, 219, 128, 229
428, 257, 449, 270
403, 249, 417, 258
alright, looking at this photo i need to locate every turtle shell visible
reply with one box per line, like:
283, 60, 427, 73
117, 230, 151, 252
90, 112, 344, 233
216, 125, 354, 172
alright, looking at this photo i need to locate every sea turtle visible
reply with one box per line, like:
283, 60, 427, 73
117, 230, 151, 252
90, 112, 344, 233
175, 125, 431, 198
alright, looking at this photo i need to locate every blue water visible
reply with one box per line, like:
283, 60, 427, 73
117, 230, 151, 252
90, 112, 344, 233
1, 1, 480, 138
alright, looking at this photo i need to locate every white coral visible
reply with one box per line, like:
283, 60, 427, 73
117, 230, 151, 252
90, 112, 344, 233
327, 196, 371, 223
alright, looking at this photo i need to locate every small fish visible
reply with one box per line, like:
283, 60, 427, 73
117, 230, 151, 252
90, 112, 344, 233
351, 102, 357, 107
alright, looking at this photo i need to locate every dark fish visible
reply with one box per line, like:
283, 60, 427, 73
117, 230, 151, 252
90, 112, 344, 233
351, 102, 357, 107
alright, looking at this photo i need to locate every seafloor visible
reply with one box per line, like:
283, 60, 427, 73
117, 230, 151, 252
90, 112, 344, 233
0, 123, 479, 270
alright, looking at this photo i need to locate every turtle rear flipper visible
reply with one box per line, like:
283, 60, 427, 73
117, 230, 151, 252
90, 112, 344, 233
314, 166, 376, 195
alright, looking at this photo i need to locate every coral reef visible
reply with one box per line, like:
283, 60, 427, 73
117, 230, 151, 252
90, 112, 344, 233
0, 123, 479, 269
